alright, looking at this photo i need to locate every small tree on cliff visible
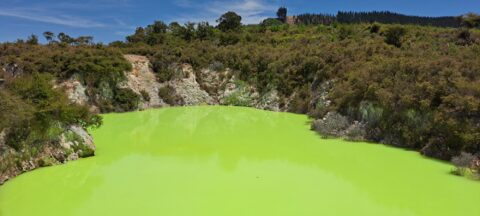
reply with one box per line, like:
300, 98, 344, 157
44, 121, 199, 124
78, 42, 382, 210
277, 7, 288, 23
217, 11, 242, 32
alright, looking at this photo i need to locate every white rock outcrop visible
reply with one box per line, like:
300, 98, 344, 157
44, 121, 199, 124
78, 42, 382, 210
123, 55, 166, 109
169, 64, 215, 105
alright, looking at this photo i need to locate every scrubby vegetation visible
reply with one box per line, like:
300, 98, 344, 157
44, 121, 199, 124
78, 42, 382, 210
451, 152, 479, 180
0, 73, 101, 149
0, 40, 134, 112
0, 35, 134, 181
1, 9, 479, 180
0, 72, 101, 177
115, 11, 479, 164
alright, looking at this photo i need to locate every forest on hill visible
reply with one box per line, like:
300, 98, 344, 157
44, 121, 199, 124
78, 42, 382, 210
294, 11, 461, 27
1, 9, 480, 180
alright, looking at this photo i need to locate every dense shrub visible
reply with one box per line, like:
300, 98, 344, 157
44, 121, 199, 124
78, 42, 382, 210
0, 43, 131, 113
384, 26, 406, 47
338, 25, 354, 40
289, 87, 312, 114
262, 18, 284, 27
113, 88, 140, 112
456, 29, 474, 46
140, 90, 150, 102
370, 23, 381, 33
158, 85, 184, 105
217, 12, 242, 32
219, 32, 240, 46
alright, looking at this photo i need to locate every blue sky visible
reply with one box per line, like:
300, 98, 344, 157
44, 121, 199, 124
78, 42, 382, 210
1, 0, 479, 43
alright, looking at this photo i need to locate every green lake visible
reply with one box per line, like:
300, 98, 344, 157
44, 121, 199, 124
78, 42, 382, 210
0, 106, 479, 216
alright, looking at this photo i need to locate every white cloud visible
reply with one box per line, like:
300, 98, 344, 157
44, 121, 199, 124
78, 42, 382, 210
174, 0, 277, 24
0, 8, 105, 28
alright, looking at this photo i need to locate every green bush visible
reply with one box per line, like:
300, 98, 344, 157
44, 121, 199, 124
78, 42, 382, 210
262, 18, 283, 27
140, 90, 150, 102
338, 25, 354, 40
370, 23, 381, 33
219, 32, 240, 46
456, 29, 473, 45
158, 85, 184, 105
289, 87, 312, 114
113, 88, 140, 112
384, 26, 406, 47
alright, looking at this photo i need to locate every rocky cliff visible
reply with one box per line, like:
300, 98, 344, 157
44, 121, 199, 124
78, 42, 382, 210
117, 55, 282, 111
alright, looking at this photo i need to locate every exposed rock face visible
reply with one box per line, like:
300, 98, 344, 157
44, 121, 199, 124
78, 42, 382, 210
255, 90, 280, 112
197, 68, 234, 101
197, 67, 281, 110
57, 77, 100, 113
167, 64, 214, 106
121, 56, 280, 110
220, 80, 259, 106
2, 63, 23, 81
123, 55, 166, 109
60, 125, 96, 160
312, 112, 367, 141
61, 78, 89, 105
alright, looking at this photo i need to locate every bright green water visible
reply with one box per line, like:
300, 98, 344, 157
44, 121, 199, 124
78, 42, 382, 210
0, 106, 478, 216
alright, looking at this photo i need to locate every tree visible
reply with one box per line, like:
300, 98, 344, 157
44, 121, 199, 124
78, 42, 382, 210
196, 22, 214, 40
43, 31, 55, 43
75, 36, 94, 45
146, 21, 168, 34
26, 34, 38, 45
58, 32, 74, 44
181, 22, 196, 41
461, 13, 480, 28
277, 7, 288, 23
169, 22, 182, 35
143, 21, 168, 45
126, 27, 147, 43
217, 11, 242, 32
